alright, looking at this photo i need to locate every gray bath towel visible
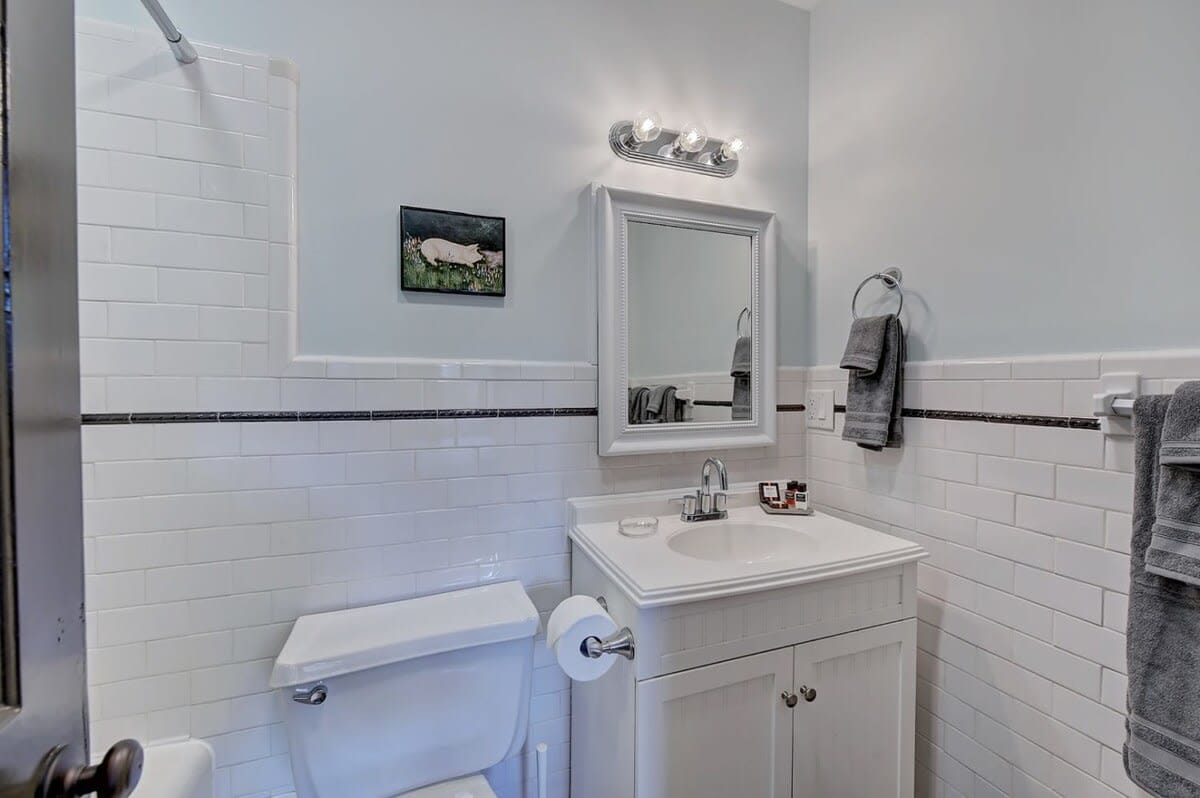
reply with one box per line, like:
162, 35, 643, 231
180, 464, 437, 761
841, 315, 904, 450
1146, 383, 1200, 585
645, 385, 683, 423
1125, 394, 1200, 796
731, 336, 752, 421
628, 386, 650, 424
840, 315, 892, 375
1160, 382, 1200, 471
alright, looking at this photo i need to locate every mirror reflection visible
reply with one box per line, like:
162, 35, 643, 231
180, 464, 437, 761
627, 221, 753, 425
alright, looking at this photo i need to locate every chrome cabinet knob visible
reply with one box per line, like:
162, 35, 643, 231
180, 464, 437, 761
38, 739, 144, 798
782, 691, 799, 708
799, 685, 817, 702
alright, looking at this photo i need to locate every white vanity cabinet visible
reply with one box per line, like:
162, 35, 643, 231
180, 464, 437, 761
632, 620, 916, 798
566, 491, 925, 798
568, 533, 921, 798
636, 647, 795, 798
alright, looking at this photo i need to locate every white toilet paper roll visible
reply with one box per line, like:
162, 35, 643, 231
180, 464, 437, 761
547, 595, 619, 682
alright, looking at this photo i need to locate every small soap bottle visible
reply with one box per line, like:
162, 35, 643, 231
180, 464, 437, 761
794, 481, 809, 512
787, 480, 809, 512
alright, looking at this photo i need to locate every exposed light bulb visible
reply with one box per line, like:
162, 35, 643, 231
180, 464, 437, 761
720, 135, 747, 162
630, 110, 663, 144
674, 123, 708, 155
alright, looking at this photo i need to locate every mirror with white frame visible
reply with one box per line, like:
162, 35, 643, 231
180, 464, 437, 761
595, 185, 777, 456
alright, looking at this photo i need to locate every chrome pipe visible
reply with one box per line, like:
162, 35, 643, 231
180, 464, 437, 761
139, 0, 198, 64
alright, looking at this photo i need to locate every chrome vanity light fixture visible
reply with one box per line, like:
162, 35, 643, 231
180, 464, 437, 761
708, 134, 747, 166
671, 122, 709, 157
609, 112, 745, 178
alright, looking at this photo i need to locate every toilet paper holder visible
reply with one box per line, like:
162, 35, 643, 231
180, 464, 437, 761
581, 596, 635, 661
581, 627, 635, 661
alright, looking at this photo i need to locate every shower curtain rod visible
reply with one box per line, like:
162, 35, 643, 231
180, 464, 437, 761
140, 0, 198, 64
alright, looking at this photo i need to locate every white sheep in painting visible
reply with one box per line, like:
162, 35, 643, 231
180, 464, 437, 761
420, 238, 484, 267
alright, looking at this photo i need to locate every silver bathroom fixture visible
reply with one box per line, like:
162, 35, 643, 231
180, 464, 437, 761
736, 306, 751, 337
139, 0, 198, 64
609, 111, 746, 178
850, 267, 904, 319
679, 457, 729, 522
1093, 371, 1140, 436
581, 627, 636, 661
291, 683, 328, 706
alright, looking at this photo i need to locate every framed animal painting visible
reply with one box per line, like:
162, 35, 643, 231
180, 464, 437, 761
399, 206, 506, 297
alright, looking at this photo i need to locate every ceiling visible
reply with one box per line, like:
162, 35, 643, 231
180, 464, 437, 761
777, 0, 821, 9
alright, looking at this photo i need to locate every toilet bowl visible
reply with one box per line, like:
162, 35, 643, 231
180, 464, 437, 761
400, 774, 495, 797
270, 581, 539, 798
133, 740, 214, 798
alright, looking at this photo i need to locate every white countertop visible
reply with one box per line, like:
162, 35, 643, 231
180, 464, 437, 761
568, 487, 927, 608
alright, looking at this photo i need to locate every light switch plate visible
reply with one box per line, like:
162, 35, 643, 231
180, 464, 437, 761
806, 389, 836, 430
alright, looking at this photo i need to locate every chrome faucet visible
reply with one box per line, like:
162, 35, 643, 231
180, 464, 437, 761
680, 457, 729, 522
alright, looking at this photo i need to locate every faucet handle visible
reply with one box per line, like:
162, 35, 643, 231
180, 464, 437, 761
713, 492, 728, 513
681, 493, 698, 517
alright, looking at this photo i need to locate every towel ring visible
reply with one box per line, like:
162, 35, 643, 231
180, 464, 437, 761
851, 267, 904, 320
736, 307, 751, 338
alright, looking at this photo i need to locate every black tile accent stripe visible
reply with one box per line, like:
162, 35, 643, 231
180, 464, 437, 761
83, 413, 137, 425
831, 404, 1101, 431
82, 407, 604, 425
81, 404, 792, 425
81, 403, 1099, 428
552, 407, 600, 417
370, 410, 438, 420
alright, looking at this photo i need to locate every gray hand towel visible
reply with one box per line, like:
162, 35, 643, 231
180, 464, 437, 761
841, 315, 904, 450
1124, 394, 1200, 796
628, 386, 650, 425
840, 315, 891, 375
645, 385, 683, 424
1160, 381, 1200, 471
731, 336, 752, 377
1146, 383, 1200, 585
731, 336, 752, 421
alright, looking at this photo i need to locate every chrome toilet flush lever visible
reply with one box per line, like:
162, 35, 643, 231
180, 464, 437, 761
293, 683, 328, 706
680, 457, 729, 522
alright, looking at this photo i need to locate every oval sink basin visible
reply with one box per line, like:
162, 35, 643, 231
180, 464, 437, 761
666, 523, 817, 564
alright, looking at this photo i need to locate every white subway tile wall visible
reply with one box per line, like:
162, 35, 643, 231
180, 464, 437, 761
805, 354, 1200, 798
82, 418, 807, 798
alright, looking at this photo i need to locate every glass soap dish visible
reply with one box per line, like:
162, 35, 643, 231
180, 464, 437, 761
619, 516, 659, 538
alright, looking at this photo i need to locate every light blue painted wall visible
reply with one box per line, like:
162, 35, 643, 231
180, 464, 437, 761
79, 0, 810, 364
809, 0, 1200, 365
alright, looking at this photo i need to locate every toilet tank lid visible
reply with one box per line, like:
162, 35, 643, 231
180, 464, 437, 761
268, 581, 539, 689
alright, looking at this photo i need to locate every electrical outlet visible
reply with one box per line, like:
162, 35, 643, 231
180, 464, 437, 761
806, 389, 836, 430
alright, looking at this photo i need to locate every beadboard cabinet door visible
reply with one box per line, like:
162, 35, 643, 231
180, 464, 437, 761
635, 647, 794, 798
792, 620, 917, 798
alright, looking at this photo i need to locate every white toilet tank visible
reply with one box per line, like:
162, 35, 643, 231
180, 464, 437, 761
270, 582, 539, 798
